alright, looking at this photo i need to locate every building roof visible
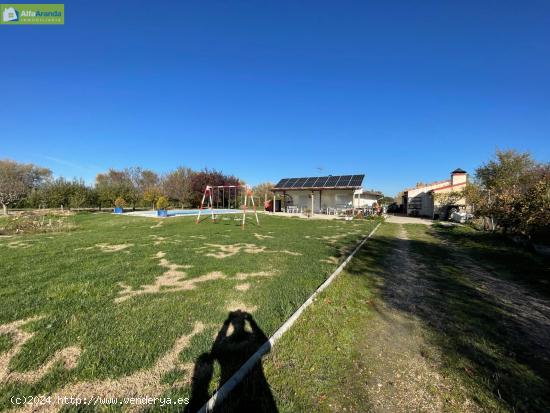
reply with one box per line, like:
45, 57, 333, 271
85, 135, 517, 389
273, 174, 364, 190
451, 168, 467, 174
362, 190, 383, 197
404, 179, 451, 193
430, 182, 467, 192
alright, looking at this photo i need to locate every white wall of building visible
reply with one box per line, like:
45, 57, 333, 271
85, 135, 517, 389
283, 189, 380, 211
405, 171, 469, 217
285, 189, 355, 211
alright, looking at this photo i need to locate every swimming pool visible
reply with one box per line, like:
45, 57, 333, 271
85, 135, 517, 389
126, 209, 243, 218
167, 209, 241, 217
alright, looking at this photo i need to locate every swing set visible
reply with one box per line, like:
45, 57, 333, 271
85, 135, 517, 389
196, 185, 260, 227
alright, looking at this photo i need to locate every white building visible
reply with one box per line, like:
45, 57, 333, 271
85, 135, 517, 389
403, 168, 468, 217
271, 175, 382, 213
353, 188, 384, 208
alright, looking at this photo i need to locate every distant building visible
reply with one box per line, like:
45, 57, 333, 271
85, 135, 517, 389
353, 188, 384, 208
402, 169, 468, 218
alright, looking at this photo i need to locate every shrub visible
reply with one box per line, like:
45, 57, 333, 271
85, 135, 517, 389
0, 213, 76, 235
156, 196, 169, 210
114, 197, 126, 208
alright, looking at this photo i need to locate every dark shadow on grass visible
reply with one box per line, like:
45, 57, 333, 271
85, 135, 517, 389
185, 310, 277, 413
346, 225, 550, 412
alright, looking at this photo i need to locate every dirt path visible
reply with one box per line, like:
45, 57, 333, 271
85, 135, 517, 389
360, 224, 479, 412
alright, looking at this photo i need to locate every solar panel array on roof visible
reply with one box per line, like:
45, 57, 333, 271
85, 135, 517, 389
349, 174, 364, 187
274, 178, 290, 188
336, 175, 353, 186
273, 174, 364, 189
303, 177, 318, 187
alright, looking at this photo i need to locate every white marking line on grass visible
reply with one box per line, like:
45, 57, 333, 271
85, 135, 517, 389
197, 222, 382, 413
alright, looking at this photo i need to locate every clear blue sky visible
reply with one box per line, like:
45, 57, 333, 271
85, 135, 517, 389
2, 1, 549, 195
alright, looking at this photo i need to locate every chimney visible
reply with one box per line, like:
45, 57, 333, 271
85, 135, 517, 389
451, 168, 467, 186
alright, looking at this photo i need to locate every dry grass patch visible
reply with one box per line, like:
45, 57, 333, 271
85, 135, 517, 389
6, 240, 33, 249
149, 235, 181, 246
320, 256, 339, 265
225, 301, 258, 314
0, 317, 81, 385
235, 283, 250, 291
149, 220, 164, 229
14, 322, 204, 413
253, 233, 274, 240
197, 243, 301, 259
116, 251, 275, 303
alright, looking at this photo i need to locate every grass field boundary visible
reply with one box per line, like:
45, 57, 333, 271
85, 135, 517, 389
197, 222, 382, 413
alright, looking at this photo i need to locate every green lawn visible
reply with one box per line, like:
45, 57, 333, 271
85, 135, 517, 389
0, 212, 379, 412
262, 222, 550, 413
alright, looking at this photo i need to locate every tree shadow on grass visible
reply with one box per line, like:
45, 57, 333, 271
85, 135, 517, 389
346, 226, 550, 412
185, 310, 277, 413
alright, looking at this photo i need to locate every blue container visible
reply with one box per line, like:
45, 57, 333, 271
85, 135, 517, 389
157, 209, 168, 217
114, 207, 123, 214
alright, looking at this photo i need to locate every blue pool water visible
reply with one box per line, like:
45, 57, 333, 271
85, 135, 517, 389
125, 209, 245, 218
167, 209, 241, 217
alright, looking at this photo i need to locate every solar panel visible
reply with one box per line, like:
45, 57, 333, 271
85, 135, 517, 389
335, 175, 353, 187
274, 178, 289, 188
349, 174, 364, 187
303, 177, 318, 187
314, 176, 330, 187
285, 178, 298, 188
274, 175, 364, 189
292, 178, 308, 188
325, 176, 340, 187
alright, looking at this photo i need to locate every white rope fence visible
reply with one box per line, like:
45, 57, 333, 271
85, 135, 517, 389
197, 222, 382, 413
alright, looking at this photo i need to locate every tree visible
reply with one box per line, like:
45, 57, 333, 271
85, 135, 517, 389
517, 166, 550, 241
466, 149, 549, 236
39, 178, 72, 208
37, 178, 92, 209
163, 167, 194, 208
433, 190, 464, 208
143, 187, 163, 209
188, 169, 241, 207
114, 197, 127, 208
156, 196, 169, 210
140, 170, 160, 192
252, 182, 274, 203
69, 180, 92, 209
0, 160, 51, 215
138, 169, 161, 208
95, 169, 135, 208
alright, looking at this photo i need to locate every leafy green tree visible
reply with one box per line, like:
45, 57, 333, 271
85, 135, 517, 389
69, 181, 91, 209
466, 150, 549, 236
156, 196, 169, 210
143, 187, 163, 209
95, 169, 135, 208
38, 178, 91, 209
